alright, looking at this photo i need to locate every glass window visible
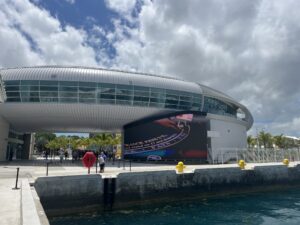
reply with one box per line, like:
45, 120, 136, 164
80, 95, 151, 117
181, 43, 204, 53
59, 86, 78, 92
20, 86, 39, 91
40, 86, 58, 92
203, 96, 236, 117
116, 95, 132, 101
20, 92, 39, 97
99, 84, 115, 94
40, 81, 58, 86
179, 95, 192, 102
165, 104, 178, 109
178, 105, 192, 110
79, 86, 96, 92
79, 93, 95, 99
59, 98, 78, 103
79, 98, 96, 103
59, 81, 78, 86
178, 101, 192, 106
134, 91, 149, 97
116, 89, 132, 96
7, 97, 21, 102
98, 99, 115, 104
116, 84, 131, 90
21, 80, 39, 85
5, 80, 20, 86
150, 97, 165, 103
100, 94, 115, 100
116, 100, 132, 105
79, 82, 96, 87
40, 97, 58, 102
5, 86, 19, 91
166, 89, 178, 95
40, 92, 58, 97
133, 96, 149, 102
165, 94, 179, 105
133, 101, 149, 107
59, 92, 77, 98
149, 102, 164, 108
22, 97, 39, 102
6, 92, 20, 97
134, 86, 149, 94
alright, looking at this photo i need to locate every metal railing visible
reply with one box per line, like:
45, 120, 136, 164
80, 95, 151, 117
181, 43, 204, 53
208, 147, 300, 164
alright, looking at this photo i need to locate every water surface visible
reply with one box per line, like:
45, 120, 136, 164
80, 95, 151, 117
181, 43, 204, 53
50, 188, 300, 225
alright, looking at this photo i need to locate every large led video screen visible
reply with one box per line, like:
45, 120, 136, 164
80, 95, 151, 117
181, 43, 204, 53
124, 112, 208, 161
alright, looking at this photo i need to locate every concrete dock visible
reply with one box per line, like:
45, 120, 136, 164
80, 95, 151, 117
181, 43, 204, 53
1, 160, 300, 224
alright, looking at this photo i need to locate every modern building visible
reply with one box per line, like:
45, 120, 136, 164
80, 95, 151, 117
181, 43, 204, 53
0, 66, 253, 162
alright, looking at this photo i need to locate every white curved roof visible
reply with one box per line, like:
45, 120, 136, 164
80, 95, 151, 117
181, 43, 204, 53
1, 66, 202, 94
0, 66, 253, 132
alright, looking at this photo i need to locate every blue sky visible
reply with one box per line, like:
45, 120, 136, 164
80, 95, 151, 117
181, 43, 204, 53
1, 0, 300, 137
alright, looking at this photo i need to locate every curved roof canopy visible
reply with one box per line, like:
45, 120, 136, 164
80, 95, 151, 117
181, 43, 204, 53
0, 66, 253, 132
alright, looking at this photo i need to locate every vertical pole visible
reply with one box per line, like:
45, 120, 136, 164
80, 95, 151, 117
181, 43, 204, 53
221, 148, 224, 164
123, 159, 125, 170
88, 167, 90, 174
46, 162, 49, 176
14, 168, 20, 189
130, 160, 131, 172
96, 158, 98, 173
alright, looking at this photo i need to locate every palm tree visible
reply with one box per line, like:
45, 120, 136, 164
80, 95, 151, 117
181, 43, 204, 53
258, 131, 273, 148
273, 134, 287, 149
247, 135, 257, 148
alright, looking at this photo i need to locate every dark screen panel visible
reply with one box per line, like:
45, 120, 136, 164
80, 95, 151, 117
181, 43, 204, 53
124, 113, 208, 161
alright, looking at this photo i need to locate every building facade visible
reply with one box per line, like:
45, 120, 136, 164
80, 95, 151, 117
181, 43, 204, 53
0, 66, 253, 162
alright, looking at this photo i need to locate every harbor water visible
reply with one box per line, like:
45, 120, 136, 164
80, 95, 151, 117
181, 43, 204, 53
50, 188, 300, 225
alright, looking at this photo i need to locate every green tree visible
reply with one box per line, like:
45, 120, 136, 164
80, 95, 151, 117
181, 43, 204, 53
35, 132, 56, 152
258, 131, 273, 148
273, 134, 287, 149
247, 135, 256, 148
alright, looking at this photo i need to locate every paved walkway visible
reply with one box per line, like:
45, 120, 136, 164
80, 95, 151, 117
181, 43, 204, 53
0, 159, 299, 225
0, 178, 21, 225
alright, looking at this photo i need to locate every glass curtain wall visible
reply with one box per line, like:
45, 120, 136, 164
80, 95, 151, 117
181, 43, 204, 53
4, 80, 202, 111
203, 96, 237, 117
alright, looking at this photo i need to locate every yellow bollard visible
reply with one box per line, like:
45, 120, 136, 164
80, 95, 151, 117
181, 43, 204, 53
238, 160, 246, 169
283, 158, 289, 166
176, 161, 186, 173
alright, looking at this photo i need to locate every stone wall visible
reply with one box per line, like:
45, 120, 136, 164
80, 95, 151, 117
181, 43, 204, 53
34, 164, 300, 216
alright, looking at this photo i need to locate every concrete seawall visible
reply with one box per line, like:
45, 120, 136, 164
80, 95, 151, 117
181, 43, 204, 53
34, 164, 300, 216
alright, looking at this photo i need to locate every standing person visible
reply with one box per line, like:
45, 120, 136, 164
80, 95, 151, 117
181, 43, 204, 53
64, 151, 68, 160
45, 150, 49, 160
99, 154, 105, 173
59, 149, 64, 163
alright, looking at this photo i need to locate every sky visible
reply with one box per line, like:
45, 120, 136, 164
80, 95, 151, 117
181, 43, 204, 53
1, 0, 300, 137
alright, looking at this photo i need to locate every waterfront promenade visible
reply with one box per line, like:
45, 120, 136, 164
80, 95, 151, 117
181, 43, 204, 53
1, 159, 299, 225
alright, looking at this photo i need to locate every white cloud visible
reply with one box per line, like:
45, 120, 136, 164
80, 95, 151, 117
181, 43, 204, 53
0, 0, 99, 67
65, 0, 75, 4
104, 0, 300, 136
1, 0, 300, 137
105, 0, 137, 14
